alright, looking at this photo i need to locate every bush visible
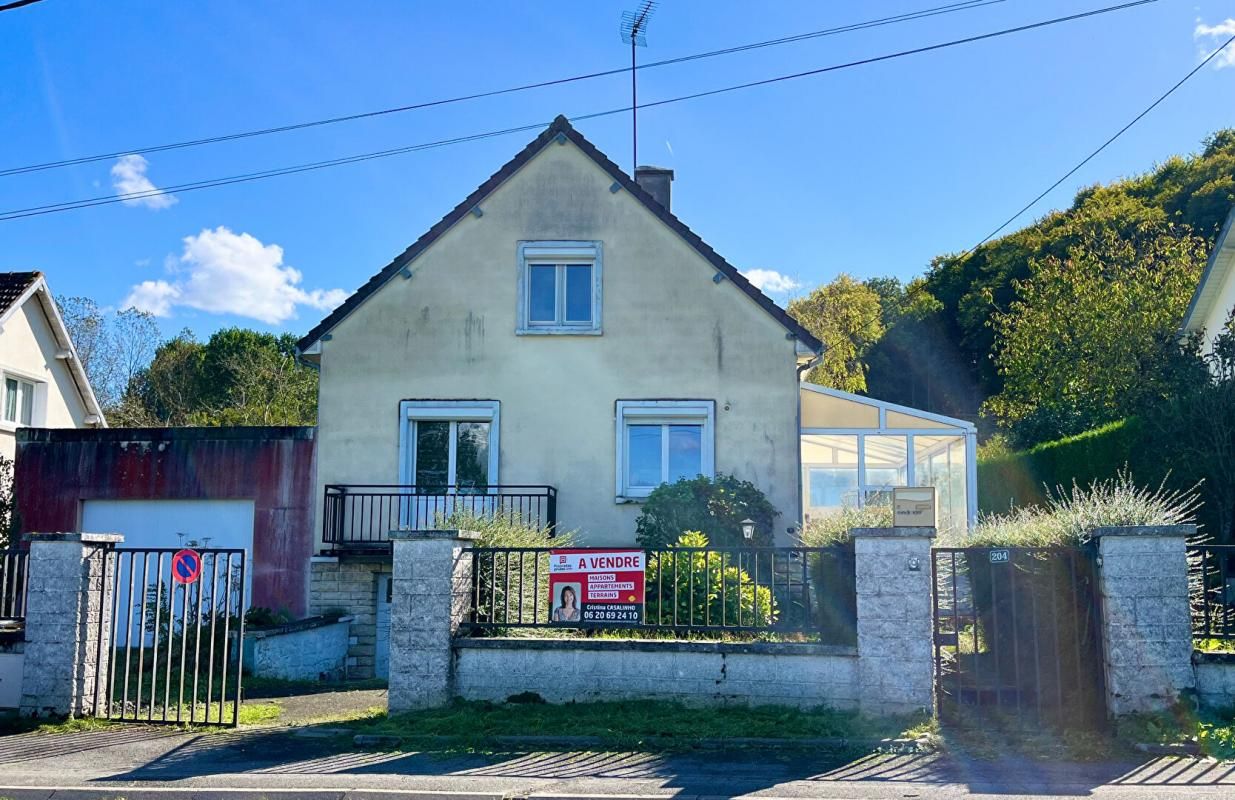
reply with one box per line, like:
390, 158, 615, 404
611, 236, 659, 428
438, 510, 574, 548
799, 505, 892, 547
954, 470, 1200, 548
635, 474, 778, 549
644, 532, 776, 627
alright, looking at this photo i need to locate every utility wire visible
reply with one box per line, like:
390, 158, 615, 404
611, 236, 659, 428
0, 0, 1009, 177
0, 0, 1161, 222
0, 0, 47, 12
960, 31, 1235, 259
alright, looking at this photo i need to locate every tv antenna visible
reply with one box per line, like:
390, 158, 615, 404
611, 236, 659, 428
620, 0, 657, 173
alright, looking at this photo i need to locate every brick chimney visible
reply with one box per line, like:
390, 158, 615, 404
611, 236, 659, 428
634, 166, 674, 211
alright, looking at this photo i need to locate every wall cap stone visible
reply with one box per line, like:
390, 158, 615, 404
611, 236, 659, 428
1193, 650, 1235, 665
310, 556, 340, 564
1091, 525, 1197, 538
388, 529, 480, 542
245, 615, 354, 640
849, 527, 936, 539
24, 532, 125, 544
453, 637, 858, 658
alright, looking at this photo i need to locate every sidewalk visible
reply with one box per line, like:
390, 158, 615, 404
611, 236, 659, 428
0, 723, 1233, 799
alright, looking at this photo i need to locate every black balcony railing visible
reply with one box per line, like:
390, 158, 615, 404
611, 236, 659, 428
322, 484, 557, 548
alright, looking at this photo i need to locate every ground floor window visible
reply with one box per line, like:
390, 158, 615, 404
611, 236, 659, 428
616, 400, 715, 499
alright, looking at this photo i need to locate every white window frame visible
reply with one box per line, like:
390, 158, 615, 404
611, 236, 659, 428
398, 400, 501, 490
516, 241, 603, 335
0, 370, 42, 430
615, 400, 715, 501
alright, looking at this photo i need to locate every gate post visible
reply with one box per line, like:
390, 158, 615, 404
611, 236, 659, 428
851, 526, 936, 717
1092, 525, 1196, 715
387, 529, 477, 713
19, 532, 123, 718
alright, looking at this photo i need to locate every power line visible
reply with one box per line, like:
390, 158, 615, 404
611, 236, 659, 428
0, 0, 48, 12
0, 0, 1009, 177
960, 31, 1235, 259
0, 0, 1161, 223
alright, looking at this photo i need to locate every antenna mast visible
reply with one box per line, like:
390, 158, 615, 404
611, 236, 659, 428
620, 0, 657, 174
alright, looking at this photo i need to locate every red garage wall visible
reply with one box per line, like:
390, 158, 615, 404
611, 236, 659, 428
15, 426, 316, 617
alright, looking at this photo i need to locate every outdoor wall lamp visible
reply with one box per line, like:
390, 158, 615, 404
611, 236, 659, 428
740, 519, 755, 541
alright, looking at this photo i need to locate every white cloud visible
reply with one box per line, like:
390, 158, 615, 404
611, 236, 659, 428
1194, 18, 1235, 69
122, 226, 348, 325
110, 154, 178, 209
742, 268, 801, 294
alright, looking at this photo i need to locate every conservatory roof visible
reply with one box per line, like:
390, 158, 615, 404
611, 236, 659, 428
799, 383, 976, 433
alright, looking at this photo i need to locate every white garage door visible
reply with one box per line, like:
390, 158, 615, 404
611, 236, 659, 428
82, 500, 256, 642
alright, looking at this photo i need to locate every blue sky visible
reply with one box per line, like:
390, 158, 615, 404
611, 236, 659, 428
1, 0, 1232, 339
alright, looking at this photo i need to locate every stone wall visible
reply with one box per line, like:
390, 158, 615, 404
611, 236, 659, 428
454, 639, 859, 709
1093, 526, 1196, 715
1194, 652, 1235, 711
308, 557, 388, 679
244, 616, 352, 682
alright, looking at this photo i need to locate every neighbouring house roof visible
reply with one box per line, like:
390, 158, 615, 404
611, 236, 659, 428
1182, 206, 1235, 336
0, 270, 106, 427
296, 115, 823, 355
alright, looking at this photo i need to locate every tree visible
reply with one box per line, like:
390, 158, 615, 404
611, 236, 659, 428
984, 222, 1206, 445
788, 274, 885, 393
57, 296, 160, 414
116, 327, 317, 426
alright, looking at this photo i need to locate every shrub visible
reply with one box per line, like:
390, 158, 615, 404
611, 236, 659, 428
799, 505, 892, 547
635, 474, 778, 549
954, 470, 1200, 548
438, 510, 574, 548
644, 532, 776, 627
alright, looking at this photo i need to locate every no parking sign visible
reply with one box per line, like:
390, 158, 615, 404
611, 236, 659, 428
171, 549, 203, 584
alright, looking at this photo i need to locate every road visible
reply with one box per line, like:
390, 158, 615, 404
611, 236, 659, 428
0, 725, 1232, 799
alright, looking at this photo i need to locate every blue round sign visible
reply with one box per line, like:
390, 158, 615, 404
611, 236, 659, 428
172, 549, 202, 584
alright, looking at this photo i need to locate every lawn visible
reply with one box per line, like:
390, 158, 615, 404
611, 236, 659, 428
345, 698, 931, 752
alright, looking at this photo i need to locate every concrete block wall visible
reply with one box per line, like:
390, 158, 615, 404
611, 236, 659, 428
454, 639, 859, 709
244, 616, 352, 682
308, 557, 388, 679
1094, 526, 1196, 715
852, 527, 935, 717
1194, 652, 1235, 711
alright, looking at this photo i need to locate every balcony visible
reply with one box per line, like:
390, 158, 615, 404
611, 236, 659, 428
322, 484, 557, 551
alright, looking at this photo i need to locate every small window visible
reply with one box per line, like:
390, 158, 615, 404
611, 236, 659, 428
2, 376, 34, 426
616, 401, 715, 499
518, 241, 602, 334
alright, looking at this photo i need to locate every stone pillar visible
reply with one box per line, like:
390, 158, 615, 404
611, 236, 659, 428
1093, 525, 1195, 715
387, 529, 477, 712
851, 526, 935, 717
20, 532, 123, 718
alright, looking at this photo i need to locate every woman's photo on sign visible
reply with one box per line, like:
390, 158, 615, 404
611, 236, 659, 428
551, 582, 581, 623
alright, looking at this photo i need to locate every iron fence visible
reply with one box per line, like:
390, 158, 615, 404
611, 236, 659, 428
1190, 544, 1235, 641
458, 545, 856, 641
322, 484, 557, 548
0, 549, 28, 623
97, 547, 246, 727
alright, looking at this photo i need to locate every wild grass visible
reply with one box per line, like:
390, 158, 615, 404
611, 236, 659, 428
438, 510, 575, 548
799, 505, 893, 547
943, 470, 1200, 548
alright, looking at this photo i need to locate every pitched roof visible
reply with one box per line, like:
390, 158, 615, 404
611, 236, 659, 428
0, 271, 40, 317
297, 115, 822, 354
1182, 206, 1235, 335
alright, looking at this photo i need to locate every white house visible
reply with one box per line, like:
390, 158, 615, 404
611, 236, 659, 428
0, 272, 105, 461
1182, 207, 1235, 356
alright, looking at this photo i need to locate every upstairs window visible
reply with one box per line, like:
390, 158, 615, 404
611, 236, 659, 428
2, 375, 35, 426
517, 241, 602, 334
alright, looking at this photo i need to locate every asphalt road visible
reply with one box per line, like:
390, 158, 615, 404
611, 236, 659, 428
0, 725, 1232, 799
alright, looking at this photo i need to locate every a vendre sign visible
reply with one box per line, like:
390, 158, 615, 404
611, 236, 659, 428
548, 549, 645, 625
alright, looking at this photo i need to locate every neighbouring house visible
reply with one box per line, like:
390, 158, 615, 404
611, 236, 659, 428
1183, 206, 1235, 356
0, 272, 104, 461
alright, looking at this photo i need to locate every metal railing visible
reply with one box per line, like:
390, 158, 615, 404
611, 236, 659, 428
0, 549, 29, 623
458, 545, 855, 640
1190, 544, 1235, 641
322, 484, 557, 547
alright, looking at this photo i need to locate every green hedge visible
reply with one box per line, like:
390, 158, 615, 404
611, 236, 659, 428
978, 418, 1142, 514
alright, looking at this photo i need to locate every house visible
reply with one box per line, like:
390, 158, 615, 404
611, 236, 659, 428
0, 272, 104, 461
1182, 207, 1235, 356
297, 115, 822, 554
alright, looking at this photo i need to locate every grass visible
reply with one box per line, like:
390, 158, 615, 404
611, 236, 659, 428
346, 698, 929, 752
1117, 705, 1235, 761
1196, 638, 1235, 654
0, 700, 281, 736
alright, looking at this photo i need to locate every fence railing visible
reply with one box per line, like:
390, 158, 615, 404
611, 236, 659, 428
322, 484, 557, 547
458, 545, 856, 641
1190, 544, 1235, 641
0, 549, 29, 623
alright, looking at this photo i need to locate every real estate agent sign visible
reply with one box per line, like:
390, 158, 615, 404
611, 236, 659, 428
548, 549, 645, 624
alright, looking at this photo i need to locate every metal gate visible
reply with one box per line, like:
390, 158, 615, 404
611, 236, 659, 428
95, 547, 246, 726
932, 546, 1107, 730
